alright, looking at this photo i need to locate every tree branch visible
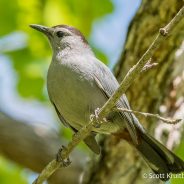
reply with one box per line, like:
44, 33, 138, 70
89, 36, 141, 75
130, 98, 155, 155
116, 107, 182, 124
98, 5, 184, 118
0, 111, 82, 184
32, 5, 184, 184
141, 59, 158, 73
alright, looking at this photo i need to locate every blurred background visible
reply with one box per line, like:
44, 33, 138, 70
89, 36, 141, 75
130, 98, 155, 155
0, 0, 183, 184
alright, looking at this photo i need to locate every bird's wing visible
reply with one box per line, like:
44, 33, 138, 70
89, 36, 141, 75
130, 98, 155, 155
52, 101, 70, 127
52, 100, 100, 154
93, 59, 138, 145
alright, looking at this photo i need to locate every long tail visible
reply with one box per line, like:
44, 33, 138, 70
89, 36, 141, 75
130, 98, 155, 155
136, 130, 184, 181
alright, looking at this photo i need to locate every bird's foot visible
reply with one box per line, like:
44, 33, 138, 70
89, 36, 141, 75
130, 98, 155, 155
56, 145, 71, 167
90, 108, 107, 128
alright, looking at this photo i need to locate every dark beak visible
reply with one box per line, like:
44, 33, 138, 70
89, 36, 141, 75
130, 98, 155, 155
29, 24, 51, 36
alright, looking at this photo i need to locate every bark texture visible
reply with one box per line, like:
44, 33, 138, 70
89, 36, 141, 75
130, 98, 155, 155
84, 1, 184, 184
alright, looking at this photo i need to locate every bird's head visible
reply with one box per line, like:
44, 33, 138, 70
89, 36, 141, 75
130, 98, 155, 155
30, 24, 90, 54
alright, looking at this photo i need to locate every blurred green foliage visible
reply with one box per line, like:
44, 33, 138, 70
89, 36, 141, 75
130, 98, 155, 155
0, 0, 113, 182
0, 157, 28, 184
170, 141, 184, 184
0, 0, 113, 100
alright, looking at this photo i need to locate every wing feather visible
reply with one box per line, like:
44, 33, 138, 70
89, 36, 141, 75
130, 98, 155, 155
93, 59, 138, 144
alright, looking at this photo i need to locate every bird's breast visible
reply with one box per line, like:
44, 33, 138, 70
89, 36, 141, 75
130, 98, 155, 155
47, 60, 106, 130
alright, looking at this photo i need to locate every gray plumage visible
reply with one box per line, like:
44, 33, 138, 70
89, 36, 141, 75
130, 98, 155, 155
30, 24, 184, 181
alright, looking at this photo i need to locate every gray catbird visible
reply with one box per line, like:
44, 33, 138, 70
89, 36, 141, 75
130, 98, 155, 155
30, 24, 184, 181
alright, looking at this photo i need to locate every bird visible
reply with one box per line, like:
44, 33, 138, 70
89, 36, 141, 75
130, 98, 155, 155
30, 24, 184, 181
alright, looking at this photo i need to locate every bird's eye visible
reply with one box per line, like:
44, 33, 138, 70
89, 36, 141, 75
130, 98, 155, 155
56, 31, 65, 38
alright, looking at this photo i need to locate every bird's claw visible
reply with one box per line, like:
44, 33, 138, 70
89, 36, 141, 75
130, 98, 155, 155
56, 145, 71, 167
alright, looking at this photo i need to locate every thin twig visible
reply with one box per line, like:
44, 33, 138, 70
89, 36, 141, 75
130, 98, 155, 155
141, 59, 158, 73
32, 5, 184, 184
116, 107, 182, 124
33, 122, 95, 184
98, 6, 184, 119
